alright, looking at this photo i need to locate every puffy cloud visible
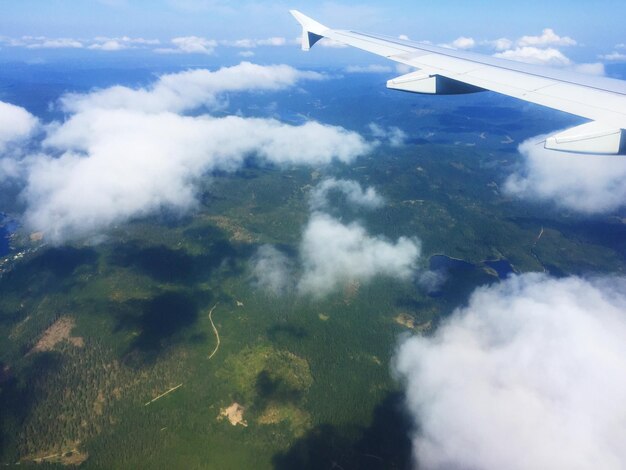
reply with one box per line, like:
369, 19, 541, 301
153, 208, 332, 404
504, 136, 626, 214
344, 64, 393, 74
394, 273, 626, 470
2, 63, 370, 242
0, 101, 38, 154
155, 36, 217, 54
25, 111, 370, 241
60, 62, 324, 114
517, 28, 576, 47
487, 37, 513, 52
309, 178, 384, 212
442, 36, 476, 50
494, 47, 604, 75
298, 212, 420, 296
251, 179, 418, 298
494, 46, 572, 66
369, 123, 407, 147
250, 245, 294, 295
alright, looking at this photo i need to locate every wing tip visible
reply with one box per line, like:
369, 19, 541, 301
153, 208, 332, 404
289, 10, 328, 51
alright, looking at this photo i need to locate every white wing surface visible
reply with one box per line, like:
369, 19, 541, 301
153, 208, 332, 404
290, 10, 626, 155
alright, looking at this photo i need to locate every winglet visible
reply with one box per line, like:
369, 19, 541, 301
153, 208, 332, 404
290, 10, 329, 51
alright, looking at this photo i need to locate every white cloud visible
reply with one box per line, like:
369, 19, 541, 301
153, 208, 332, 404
395, 63, 415, 75
26, 38, 84, 49
309, 178, 384, 212
486, 29, 601, 74
251, 179, 420, 298
601, 51, 626, 62
156, 36, 217, 54
0, 101, 38, 154
504, 135, 626, 214
89, 40, 129, 51
398, 35, 410, 41
493, 46, 603, 76
239, 50, 255, 58
417, 269, 446, 294
60, 62, 324, 114
25, 112, 370, 241
487, 37, 513, 51
317, 37, 349, 49
344, 64, 393, 74
494, 46, 572, 66
222, 37, 287, 48
250, 245, 294, 295
517, 28, 576, 47
89, 36, 160, 51
2, 63, 370, 242
441, 36, 476, 50
572, 62, 605, 76
298, 212, 420, 296
369, 123, 407, 147
394, 273, 626, 470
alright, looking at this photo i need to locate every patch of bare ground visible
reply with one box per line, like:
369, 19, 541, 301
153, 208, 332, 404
218, 402, 248, 427
394, 313, 432, 333
205, 215, 257, 243
258, 403, 311, 436
28, 316, 84, 355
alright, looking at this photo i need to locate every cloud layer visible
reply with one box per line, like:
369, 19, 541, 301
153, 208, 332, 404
395, 273, 626, 470
60, 62, 323, 114
504, 136, 626, 213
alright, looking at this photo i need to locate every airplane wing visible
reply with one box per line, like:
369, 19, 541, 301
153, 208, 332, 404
290, 10, 626, 155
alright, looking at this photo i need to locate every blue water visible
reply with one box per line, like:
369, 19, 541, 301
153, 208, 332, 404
429, 254, 475, 272
0, 215, 17, 257
484, 259, 515, 279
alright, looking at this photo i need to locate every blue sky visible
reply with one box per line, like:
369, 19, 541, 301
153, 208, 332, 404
0, 0, 624, 65
1, 0, 624, 45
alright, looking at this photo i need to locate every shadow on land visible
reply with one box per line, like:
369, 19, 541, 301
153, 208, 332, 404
0, 246, 98, 292
0, 247, 98, 326
266, 324, 308, 343
114, 291, 208, 367
110, 238, 250, 285
272, 392, 413, 470
0, 352, 63, 461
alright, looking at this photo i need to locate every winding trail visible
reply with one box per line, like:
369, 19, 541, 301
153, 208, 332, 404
208, 303, 220, 360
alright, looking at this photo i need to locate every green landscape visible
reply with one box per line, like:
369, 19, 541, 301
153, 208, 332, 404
1, 129, 624, 468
